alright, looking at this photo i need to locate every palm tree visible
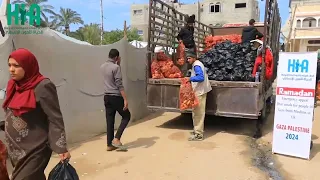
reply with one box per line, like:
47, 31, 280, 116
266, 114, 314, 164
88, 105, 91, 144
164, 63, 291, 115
53, 7, 84, 35
70, 24, 101, 45
40, 16, 58, 30
12, 0, 56, 26
69, 28, 85, 41
81, 23, 101, 45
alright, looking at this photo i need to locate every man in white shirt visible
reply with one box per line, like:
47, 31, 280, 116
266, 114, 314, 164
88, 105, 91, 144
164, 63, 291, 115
185, 51, 212, 141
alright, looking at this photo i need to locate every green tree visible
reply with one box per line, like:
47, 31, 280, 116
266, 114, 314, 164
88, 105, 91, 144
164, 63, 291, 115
53, 7, 84, 35
127, 28, 143, 42
40, 16, 58, 30
103, 29, 123, 44
12, 0, 56, 26
69, 29, 85, 41
103, 28, 142, 44
70, 23, 101, 45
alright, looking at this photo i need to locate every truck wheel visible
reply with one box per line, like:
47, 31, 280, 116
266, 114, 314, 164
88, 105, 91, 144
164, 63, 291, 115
253, 106, 266, 139
311, 141, 313, 150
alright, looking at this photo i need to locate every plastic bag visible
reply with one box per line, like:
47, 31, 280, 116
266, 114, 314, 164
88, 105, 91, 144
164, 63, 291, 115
200, 41, 257, 81
176, 42, 185, 66
48, 160, 79, 180
151, 60, 164, 79
179, 78, 199, 110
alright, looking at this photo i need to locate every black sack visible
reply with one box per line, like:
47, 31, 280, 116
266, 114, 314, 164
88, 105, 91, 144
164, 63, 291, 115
48, 160, 79, 180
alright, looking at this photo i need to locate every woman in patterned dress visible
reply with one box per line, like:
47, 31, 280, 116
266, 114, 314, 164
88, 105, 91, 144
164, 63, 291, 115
1, 48, 71, 180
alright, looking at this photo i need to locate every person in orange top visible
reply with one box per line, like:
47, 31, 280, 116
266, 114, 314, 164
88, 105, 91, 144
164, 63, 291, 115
251, 39, 274, 80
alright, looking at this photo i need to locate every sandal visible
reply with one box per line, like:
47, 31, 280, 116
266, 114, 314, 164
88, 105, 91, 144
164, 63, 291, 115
112, 143, 128, 152
188, 133, 203, 141
107, 145, 118, 151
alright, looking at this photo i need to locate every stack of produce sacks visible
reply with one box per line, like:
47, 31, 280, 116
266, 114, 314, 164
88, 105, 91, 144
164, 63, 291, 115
151, 52, 183, 79
204, 34, 242, 52
179, 78, 199, 110
199, 41, 257, 81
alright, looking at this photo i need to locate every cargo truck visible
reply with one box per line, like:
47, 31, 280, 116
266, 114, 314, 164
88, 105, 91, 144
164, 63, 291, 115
146, 0, 281, 138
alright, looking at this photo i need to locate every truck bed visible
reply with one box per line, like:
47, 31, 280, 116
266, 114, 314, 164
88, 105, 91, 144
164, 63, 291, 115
147, 78, 273, 119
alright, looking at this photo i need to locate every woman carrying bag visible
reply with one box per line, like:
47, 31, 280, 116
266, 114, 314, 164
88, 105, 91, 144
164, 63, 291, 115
2, 48, 71, 179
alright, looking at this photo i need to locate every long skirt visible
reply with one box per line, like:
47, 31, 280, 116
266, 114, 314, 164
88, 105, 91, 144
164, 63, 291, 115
11, 146, 52, 180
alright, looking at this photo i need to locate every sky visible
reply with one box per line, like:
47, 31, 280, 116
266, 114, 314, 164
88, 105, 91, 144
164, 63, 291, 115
0, 0, 291, 31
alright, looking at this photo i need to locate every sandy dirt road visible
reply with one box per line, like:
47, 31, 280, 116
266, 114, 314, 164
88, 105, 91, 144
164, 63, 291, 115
45, 112, 268, 180
3, 102, 319, 180
259, 106, 320, 180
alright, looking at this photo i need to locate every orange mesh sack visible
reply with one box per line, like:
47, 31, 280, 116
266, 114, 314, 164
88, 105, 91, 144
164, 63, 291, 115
151, 60, 164, 79
317, 81, 320, 101
176, 43, 185, 66
179, 78, 199, 110
204, 34, 242, 52
156, 52, 169, 61
163, 65, 183, 78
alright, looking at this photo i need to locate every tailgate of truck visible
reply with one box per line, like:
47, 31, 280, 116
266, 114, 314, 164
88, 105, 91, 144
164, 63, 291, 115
147, 78, 264, 119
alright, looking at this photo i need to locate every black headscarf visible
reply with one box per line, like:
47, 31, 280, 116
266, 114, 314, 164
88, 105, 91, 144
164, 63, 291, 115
187, 15, 195, 24
186, 14, 195, 32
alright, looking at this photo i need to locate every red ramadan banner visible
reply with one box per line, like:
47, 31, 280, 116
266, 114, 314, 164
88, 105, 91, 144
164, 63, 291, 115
276, 87, 315, 97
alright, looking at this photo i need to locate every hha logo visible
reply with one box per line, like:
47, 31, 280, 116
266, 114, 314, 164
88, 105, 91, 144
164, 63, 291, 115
288, 59, 309, 73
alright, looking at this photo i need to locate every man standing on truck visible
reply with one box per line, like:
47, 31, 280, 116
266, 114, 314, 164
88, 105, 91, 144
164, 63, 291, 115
101, 49, 130, 151
177, 14, 196, 76
241, 19, 264, 43
185, 50, 212, 141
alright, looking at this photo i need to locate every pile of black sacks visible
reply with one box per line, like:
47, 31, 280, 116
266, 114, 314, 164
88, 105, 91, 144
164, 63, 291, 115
199, 41, 257, 81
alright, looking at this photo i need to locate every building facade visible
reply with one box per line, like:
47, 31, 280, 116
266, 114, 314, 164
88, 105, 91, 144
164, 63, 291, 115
131, 0, 260, 41
283, 0, 320, 52
290, 0, 320, 7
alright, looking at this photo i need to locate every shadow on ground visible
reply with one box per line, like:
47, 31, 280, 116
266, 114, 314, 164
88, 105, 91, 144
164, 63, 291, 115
156, 105, 275, 140
310, 143, 320, 160
125, 136, 160, 149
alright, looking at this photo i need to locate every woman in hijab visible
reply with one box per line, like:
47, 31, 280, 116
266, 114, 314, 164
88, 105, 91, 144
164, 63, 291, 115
2, 48, 71, 179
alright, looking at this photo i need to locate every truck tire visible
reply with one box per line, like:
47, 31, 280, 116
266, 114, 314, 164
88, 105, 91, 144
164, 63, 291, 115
253, 105, 267, 139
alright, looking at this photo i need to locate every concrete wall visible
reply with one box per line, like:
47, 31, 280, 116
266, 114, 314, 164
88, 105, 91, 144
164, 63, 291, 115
0, 26, 150, 144
299, 39, 320, 52
131, 4, 149, 41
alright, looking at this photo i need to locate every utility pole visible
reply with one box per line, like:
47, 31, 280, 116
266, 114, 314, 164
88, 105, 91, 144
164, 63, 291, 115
100, 0, 104, 45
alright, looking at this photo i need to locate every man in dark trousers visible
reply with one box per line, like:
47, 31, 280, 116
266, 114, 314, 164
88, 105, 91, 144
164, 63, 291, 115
177, 14, 196, 76
0, 20, 5, 37
242, 19, 264, 43
100, 49, 130, 151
